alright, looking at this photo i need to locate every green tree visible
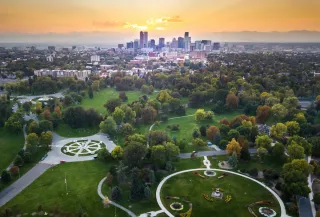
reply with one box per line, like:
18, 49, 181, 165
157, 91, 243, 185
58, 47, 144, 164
287, 142, 305, 161
195, 109, 206, 121
288, 136, 312, 156
227, 152, 238, 168
111, 186, 121, 201
1, 170, 11, 183
120, 104, 136, 123
97, 148, 112, 162
99, 117, 117, 136
38, 120, 53, 132
148, 130, 169, 147
40, 131, 53, 149
257, 147, 267, 161
165, 142, 180, 160
104, 98, 122, 113
151, 145, 166, 166
112, 107, 125, 125
285, 121, 300, 136
123, 143, 147, 168
255, 135, 272, 149
141, 106, 157, 124
271, 104, 288, 119
156, 90, 172, 104
144, 186, 151, 199
227, 129, 240, 140
26, 133, 39, 146
192, 128, 200, 139
272, 142, 285, 159
130, 168, 144, 201
121, 123, 135, 136
111, 146, 124, 160
5, 113, 23, 133
193, 138, 206, 147
88, 86, 93, 99
270, 123, 287, 139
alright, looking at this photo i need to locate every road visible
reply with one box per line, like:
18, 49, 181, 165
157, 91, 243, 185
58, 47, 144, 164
178, 149, 257, 159
0, 163, 53, 207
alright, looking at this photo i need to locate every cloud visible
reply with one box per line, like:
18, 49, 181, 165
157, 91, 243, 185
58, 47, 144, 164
155, 27, 165, 31
146, 16, 183, 25
93, 21, 124, 28
165, 16, 183, 23
124, 22, 147, 31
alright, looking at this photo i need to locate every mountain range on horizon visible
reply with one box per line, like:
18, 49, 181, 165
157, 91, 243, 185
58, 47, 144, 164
0, 30, 320, 45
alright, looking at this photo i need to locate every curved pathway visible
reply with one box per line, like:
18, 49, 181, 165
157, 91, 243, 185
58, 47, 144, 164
155, 168, 291, 217
97, 177, 137, 217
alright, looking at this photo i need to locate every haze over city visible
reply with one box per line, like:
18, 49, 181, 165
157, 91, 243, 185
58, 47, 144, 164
1, 0, 320, 44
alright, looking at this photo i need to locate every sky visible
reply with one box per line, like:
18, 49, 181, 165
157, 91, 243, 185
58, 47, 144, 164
1, 0, 320, 43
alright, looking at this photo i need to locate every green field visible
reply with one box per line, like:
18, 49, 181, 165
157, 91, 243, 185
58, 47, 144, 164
0, 128, 25, 172
55, 123, 99, 138
0, 161, 130, 217
161, 171, 281, 217
152, 110, 242, 152
80, 88, 156, 114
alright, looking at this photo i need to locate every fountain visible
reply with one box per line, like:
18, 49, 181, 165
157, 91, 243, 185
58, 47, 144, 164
211, 188, 223, 199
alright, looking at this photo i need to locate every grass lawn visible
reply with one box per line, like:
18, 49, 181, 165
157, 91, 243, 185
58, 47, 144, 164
1, 161, 130, 217
0, 128, 25, 172
80, 88, 156, 114
0, 147, 48, 192
152, 110, 242, 152
160, 171, 281, 217
55, 123, 99, 138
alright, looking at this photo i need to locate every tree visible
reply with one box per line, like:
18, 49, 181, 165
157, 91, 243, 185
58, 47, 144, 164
112, 107, 125, 125
144, 186, 151, 199
288, 136, 312, 156
104, 98, 121, 113
10, 165, 20, 177
141, 106, 157, 124
151, 145, 166, 166
256, 105, 271, 124
63, 95, 73, 107
255, 135, 272, 149
26, 133, 39, 146
39, 120, 53, 132
125, 134, 147, 146
121, 123, 135, 136
130, 168, 144, 201
227, 129, 240, 140
272, 142, 285, 159
294, 112, 307, 124
207, 126, 219, 142
168, 98, 181, 112
192, 128, 200, 139
148, 130, 169, 146
5, 113, 23, 133
92, 80, 100, 91
119, 91, 128, 102
287, 142, 305, 161
1, 170, 11, 183
35, 102, 43, 115
123, 143, 147, 168
265, 96, 280, 107
120, 104, 136, 123
22, 101, 31, 112
200, 125, 207, 137
226, 93, 239, 110
111, 186, 121, 201
271, 104, 288, 120
270, 123, 287, 139
226, 138, 241, 157
283, 96, 299, 116
195, 109, 206, 121
227, 152, 238, 168
193, 138, 206, 147
99, 117, 116, 136
283, 159, 313, 176
257, 147, 267, 161
88, 86, 93, 99
165, 142, 180, 160
111, 146, 124, 160
285, 121, 300, 136
43, 108, 52, 121
97, 148, 112, 162
156, 90, 172, 104
40, 131, 53, 149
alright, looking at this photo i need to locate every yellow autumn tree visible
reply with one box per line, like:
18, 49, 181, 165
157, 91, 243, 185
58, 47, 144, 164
226, 138, 242, 157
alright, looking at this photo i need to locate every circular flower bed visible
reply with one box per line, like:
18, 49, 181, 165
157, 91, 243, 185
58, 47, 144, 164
204, 170, 216, 177
170, 202, 184, 211
258, 207, 277, 217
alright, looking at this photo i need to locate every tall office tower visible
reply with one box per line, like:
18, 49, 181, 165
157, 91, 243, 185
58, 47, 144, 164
134, 39, 139, 49
178, 37, 184, 49
213, 42, 221, 50
126, 41, 133, 49
140, 31, 144, 48
195, 41, 202, 50
143, 32, 148, 48
159, 38, 165, 49
150, 39, 156, 49
184, 32, 189, 38
171, 38, 178, 48
185, 37, 191, 51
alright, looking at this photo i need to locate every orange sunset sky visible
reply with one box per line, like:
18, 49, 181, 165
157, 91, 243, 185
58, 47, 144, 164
1, 0, 320, 35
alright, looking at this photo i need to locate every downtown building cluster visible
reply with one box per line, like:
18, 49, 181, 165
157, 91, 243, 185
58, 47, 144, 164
121, 32, 220, 52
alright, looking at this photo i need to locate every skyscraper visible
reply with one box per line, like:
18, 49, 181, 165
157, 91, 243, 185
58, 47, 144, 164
150, 39, 156, 49
195, 41, 202, 50
171, 38, 178, 49
178, 37, 184, 49
143, 32, 148, 48
140, 31, 144, 49
185, 37, 191, 51
159, 38, 165, 49
134, 39, 139, 49
184, 32, 189, 38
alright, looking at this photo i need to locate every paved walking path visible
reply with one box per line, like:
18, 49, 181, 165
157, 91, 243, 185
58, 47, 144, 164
178, 149, 257, 159
16, 92, 64, 104
307, 156, 316, 216
0, 163, 54, 207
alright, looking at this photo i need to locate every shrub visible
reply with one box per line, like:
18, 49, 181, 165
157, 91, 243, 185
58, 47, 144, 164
161, 115, 168, 122
167, 124, 180, 131
193, 138, 206, 147
10, 166, 20, 177
248, 168, 258, 177
1, 170, 11, 183
111, 186, 121, 201
219, 140, 228, 150
263, 169, 280, 180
